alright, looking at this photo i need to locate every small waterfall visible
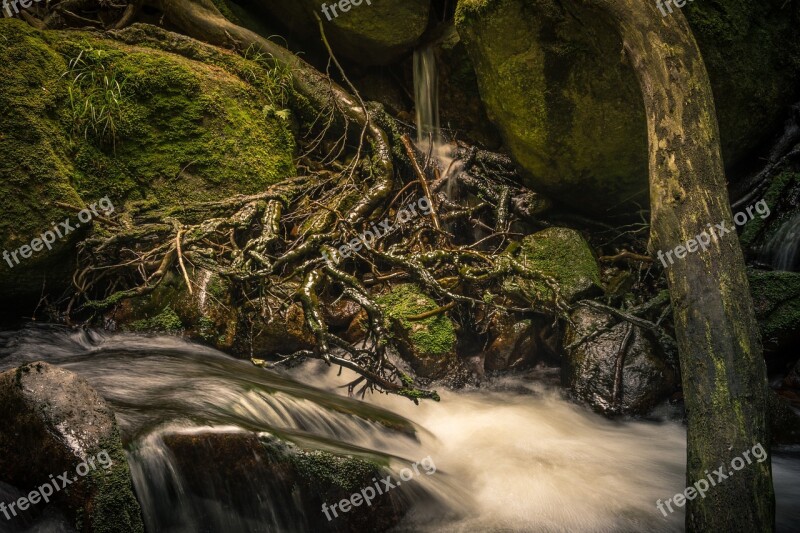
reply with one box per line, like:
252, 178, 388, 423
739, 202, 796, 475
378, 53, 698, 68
413, 46, 461, 197
760, 212, 800, 271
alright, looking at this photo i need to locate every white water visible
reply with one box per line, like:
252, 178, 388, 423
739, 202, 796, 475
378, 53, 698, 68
760, 212, 800, 271
1, 326, 798, 532
413, 46, 461, 194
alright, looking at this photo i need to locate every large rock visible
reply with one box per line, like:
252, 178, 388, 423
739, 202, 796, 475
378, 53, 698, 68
562, 306, 677, 415
455, 0, 800, 214
0, 362, 143, 532
503, 227, 602, 305
136, 429, 414, 533
0, 21, 296, 308
253, 0, 431, 66
377, 284, 457, 379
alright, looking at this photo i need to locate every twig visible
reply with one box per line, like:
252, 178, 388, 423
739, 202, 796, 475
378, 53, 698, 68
401, 134, 442, 231
406, 301, 456, 321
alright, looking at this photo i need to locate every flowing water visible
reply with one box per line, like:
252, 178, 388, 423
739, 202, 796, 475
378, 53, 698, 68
0, 325, 799, 532
413, 46, 461, 198
759, 212, 800, 272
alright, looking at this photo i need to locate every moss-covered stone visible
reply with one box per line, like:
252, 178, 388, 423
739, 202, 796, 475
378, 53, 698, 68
456, 0, 800, 215
127, 306, 183, 333
253, 0, 431, 66
0, 20, 296, 305
503, 227, 601, 304
377, 284, 457, 378
748, 268, 800, 352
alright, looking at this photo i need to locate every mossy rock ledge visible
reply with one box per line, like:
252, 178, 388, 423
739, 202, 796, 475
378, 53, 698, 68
0, 20, 296, 306
455, 0, 800, 214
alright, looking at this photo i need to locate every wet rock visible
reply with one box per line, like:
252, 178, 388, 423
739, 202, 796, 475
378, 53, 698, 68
562, 306, 677, 416
483, 313, 535, 371
455, 0, 800, 215
503, 227, 602, 305
377, 284, 457, 379
0, 362, 143, 532
253, 0, 431, 66
154, 429, 416, 532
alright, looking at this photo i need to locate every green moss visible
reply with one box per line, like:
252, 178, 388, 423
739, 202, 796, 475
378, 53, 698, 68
0, 20, 297, 301
377, 284, 456, 357
740, 171, 800, 247
88, 433, 144, 533
748, 268, 800, 349
128, 306, 183, 332
292, 449, 379, 492
504, 227, 601, 304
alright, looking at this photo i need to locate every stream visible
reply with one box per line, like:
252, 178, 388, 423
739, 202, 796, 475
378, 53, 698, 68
1, 324, 798, 532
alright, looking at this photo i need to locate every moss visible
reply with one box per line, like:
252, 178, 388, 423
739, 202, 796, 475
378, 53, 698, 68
455, 0, 800, 215
0, 20, 297, 302
747, 268, 800, 350
377, 284, 456, 357
740, 171, 800, 248
504, 227, 601, 304
87, 433, 144, 533
128, 306, 183, 333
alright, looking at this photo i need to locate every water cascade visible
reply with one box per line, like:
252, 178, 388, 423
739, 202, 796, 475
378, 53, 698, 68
1, 325, 799, 532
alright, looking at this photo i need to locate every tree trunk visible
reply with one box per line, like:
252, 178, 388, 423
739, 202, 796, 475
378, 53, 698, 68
579, 1, 774, 530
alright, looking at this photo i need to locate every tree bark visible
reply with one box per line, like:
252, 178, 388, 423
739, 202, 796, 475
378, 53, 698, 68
578, 1, 774, 530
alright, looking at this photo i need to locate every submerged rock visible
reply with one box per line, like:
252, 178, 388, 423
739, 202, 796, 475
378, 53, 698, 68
455, 0, 800, 214
377, 284, 457, 379
503, 227, 602, 305
143, 428, 419, 532
562, 306, 677, 416
0, 362, 143, 532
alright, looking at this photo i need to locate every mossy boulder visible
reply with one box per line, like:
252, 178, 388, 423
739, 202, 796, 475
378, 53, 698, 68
254, 0, 431, 66
503, 227, 601, 304
0, 362, 143, 532
377, 284, 457, 379
0, 20, 296, 307
748, 268, 800, 353
455, 0, 800, 215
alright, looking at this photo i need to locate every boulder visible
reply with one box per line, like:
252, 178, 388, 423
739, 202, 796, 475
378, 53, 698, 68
0, 362, 143, 532
562, 306, 677, 415
133, 428, 420, 533
455, 0, 800, 214
503, 227, 602, 305
0, 21, 296, 308
483, 313, 535, 371
377, 284, 457, 379
253, 0, 431, 66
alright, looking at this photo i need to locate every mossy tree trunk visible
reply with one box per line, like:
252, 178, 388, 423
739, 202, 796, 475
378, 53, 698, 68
576, 0, 774, 530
